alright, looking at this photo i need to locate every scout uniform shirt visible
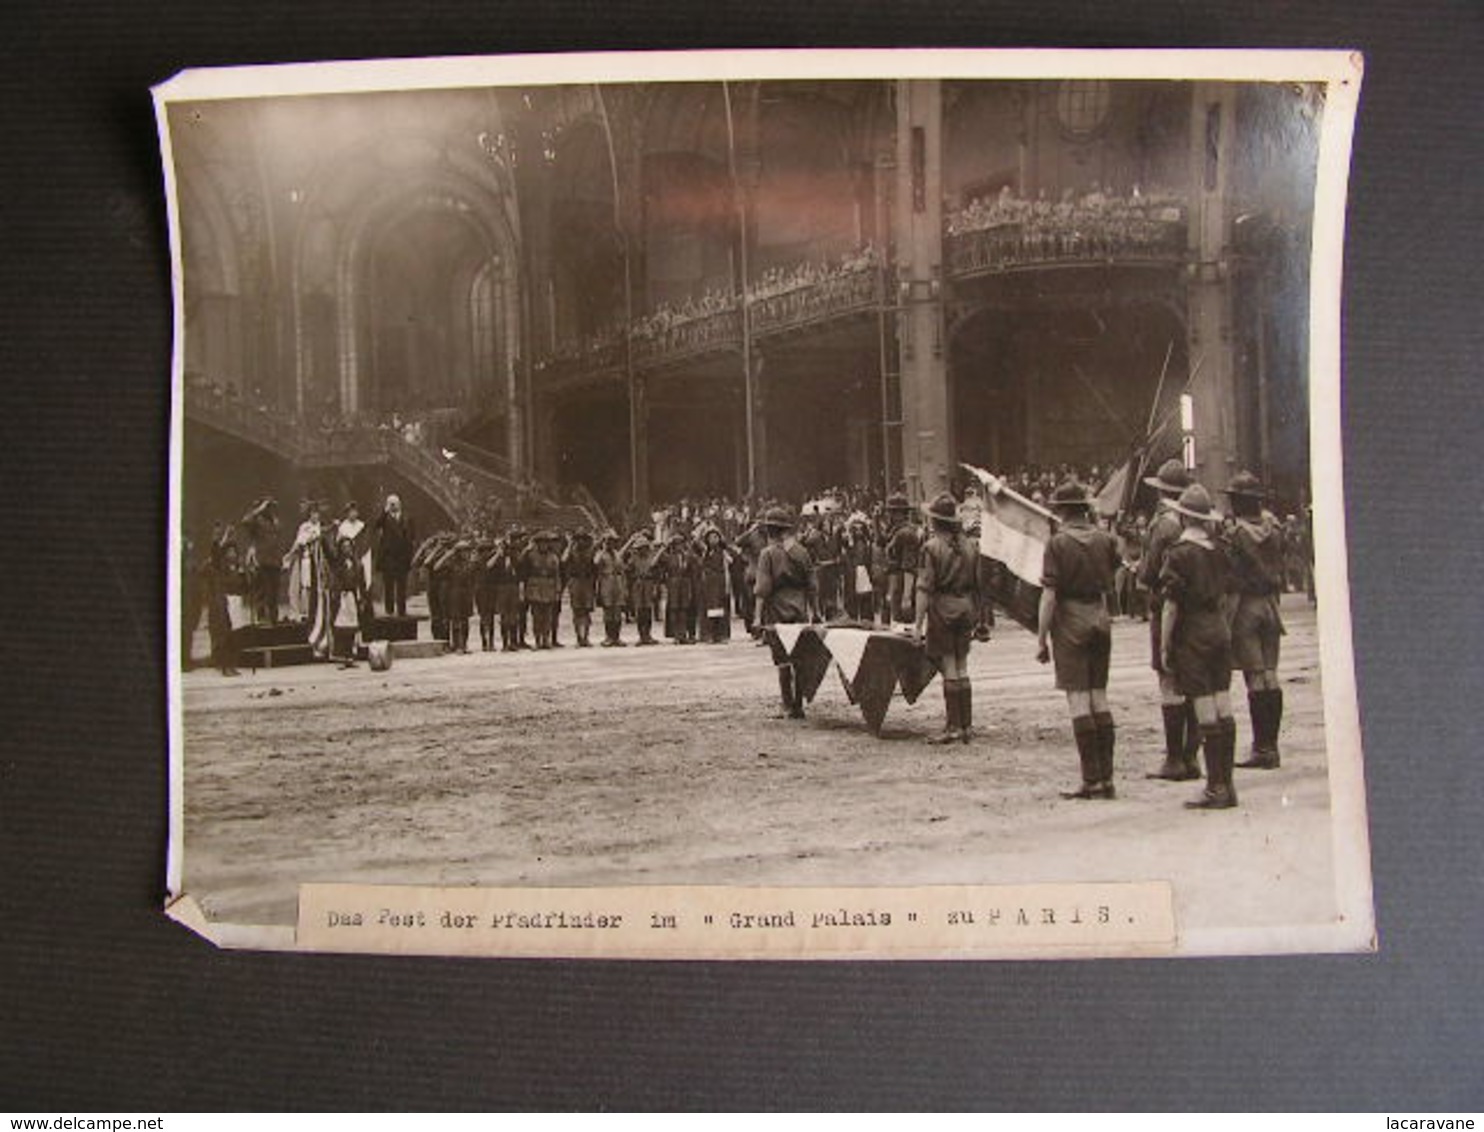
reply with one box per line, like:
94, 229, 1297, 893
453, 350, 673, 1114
754, 538, 815, 625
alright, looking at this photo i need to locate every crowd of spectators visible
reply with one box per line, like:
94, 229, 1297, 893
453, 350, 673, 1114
990, 462, 1114, 507
532, 186, 1188, 374
536, 245, 885, 371
944, 184, 1186, 263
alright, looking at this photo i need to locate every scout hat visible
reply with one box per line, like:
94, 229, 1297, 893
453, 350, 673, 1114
1221, 470, 1267, 499
885, 492, 910, 512
759, 506, 796, 531
924, 492, 962, 527
572, 528, 594, 542
1047, 480, 1096, 511
1168, 483, 1221, 523
1143, 458, 1192, 495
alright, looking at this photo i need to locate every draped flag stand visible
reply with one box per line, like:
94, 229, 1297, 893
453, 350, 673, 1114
765, 624, 940, 736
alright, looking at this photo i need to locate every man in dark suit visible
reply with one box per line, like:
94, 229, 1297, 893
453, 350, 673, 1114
374, 493, 415, 617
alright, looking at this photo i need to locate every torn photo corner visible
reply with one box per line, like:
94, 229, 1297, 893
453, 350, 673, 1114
157, 48, 1372, 959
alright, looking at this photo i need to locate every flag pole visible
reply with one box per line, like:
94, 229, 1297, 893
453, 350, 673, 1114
1121, 340, 1175, 516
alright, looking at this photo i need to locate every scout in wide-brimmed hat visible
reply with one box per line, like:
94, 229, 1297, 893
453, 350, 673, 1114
883, 493, 922, 626
923, 492, 962, 529
916, 492, 978, 745
1143, 458, 1192, 496
1046, 480, 1096, 514
1222, 470, 1286, 771
1036, 479, 1122, 801
1167, 483, 1221, 524
1158, 480, 1241, 811
1221, 470, 1266, 501
758, 506, 796, 532
1141, 465, 1204, 783
753, 506, 815, 719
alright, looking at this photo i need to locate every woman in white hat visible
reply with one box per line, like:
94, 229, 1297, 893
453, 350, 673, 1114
1159, 484, 1240, 809
841, 511, 879, 625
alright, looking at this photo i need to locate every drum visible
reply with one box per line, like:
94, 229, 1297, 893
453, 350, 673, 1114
367, 639, 393, 671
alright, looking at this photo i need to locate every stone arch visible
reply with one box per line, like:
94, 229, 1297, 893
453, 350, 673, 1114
177, 167, 246, 390
290, 160, 520, 420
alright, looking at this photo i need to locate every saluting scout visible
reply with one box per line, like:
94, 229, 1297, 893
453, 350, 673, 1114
563, 529, 598, 648
624, 532, 662, 647
594, 530, 629, 647
1036, 482, 1122, 799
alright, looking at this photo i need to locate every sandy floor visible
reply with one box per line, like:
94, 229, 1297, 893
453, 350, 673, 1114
180, 596, 1341, 942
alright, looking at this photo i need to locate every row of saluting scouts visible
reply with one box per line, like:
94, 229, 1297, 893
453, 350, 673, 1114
1028, 460, 1288, 811
409, 495, 997, 657
411, 525, 741, 654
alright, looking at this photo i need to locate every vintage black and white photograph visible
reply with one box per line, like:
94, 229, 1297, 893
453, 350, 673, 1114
158, 49, 1370, 957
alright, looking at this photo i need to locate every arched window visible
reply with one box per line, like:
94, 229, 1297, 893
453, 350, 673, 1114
1056, 80, 1112, 140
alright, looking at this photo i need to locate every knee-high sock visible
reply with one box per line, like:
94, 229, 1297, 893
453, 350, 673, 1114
1072, 714, 1099, 785
1093, 710, 1116, 784
1161, 703, 1186, 759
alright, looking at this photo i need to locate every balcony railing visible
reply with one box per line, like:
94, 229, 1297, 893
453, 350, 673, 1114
750, 264, 879, 335
632, 307, 742, 368
537, 263, 885, 381
945, 212, 1187, 277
